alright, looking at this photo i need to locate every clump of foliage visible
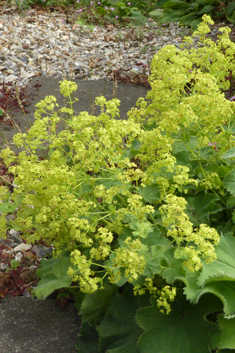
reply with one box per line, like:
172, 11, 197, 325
1, 14, 235, 352
75, 0, 157, 26
7, 0, 159, 26
150, 0, 235, 30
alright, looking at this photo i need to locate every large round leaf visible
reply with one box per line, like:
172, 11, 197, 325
136, 293, 222, 353
97, 285, 149, 353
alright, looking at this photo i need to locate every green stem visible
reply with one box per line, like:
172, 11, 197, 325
186, 143, 205, 178
152, 239, 175, 260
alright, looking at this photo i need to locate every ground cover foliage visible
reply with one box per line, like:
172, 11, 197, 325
150, 0, 235, 30
1, 14, 235, 352
5, 0, 159, 26
5, 0, 235, 29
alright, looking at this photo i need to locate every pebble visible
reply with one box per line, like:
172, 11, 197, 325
1, 8, 233, 88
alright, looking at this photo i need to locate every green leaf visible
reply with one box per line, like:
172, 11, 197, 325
136, 293, 222, 353
227, 195, 235, 208
186, 280, 235, 318
218, 314, 235, 349
197, 4, 214, 15
94, 171, 122, 190
122, 139, 141, 160
225, 1, 235, 16
184, 192, 223, 226
173, 150, 191, 166
163, 0, 190, 9
216, 165, 233, 178
143, 244, 167, 278
74, 290, 86, 311
161, 247, 186, 283
52, 258, 70, 279
33, 253, 73, 299
97, 285, 149, 353
184, 269, 235, 318
197, 233, 235, 287
141, 228, 170, 247
179, 13, 199, 26
149, 9, 165, 22
0, 108, 4, 117
0, 201, 18, 213
160, 8, 186, 22
221, 147, 235, 159
225, 2, 235, 24
76, 322, 100, 353
138, 184, 161, 203
80, 283, 117, 323
224, 169, 235, 195
129, 219, 153, 238
156, 0, 170, 6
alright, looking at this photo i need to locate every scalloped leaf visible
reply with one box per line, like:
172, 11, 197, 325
161, 247, 185, 283
197, 233, 235, 287
76, 322, 100, 353
33, 252, 73, 300
138, 184, 161, 203
97, 285, 149, 353
79, 283, 117, 323
217, 314, 235, 349
184, 192, 223, 226
0, 201, 19, 213
184, 271, 235, 318
142, 232, 173, 278
143, 244, 166, 278
221, 147, 235, 160
224, 169, 235, 195
136, 293, 222, 353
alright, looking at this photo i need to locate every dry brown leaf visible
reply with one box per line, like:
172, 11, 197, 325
72, 23, 77, 31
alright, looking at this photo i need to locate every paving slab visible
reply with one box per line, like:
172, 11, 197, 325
0, 296, 80, 353
0, 77, 150, 147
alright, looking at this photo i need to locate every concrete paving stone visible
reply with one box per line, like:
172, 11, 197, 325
0, 296, 80, 353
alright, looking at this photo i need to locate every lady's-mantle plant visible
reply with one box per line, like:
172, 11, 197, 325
1, 15, 235, 352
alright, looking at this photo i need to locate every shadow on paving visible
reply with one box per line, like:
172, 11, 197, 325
0, 78, 150, 352
0, 77, 150, 147
0, 296, 80, 353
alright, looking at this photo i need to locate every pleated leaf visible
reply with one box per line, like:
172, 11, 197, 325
76, 322, 99, 353
218, 314, 235, 349
136, 294, 222, 353
97, 285, 149, 353
224, 169, 235, 195
197, 233, 235, 287
33, 254, 73, 299
184, 192, 222, 226
79, 283, 117, 323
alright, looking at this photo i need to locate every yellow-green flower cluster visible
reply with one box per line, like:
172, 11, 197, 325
134, 280, 176, 315
132, 14, 235, 155
127, 194, 155, 220
160, 194, 220, 271
171, 165, 198, 194
90, 227, 113, 260
68, 249, 101, 293
108, 237, 146, 283
156, 285, 177, 315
